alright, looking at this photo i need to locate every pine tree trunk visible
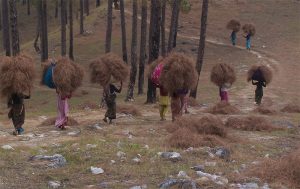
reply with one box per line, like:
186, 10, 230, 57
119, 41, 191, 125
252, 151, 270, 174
69, 0, 74, 60
60, 0, 67, 56
55, 0, 58, 18
84, 0, 89, 16
2, 0, 11, 56
138, 0, 147, 95
41, 0, 48, 61
96, 0, 100, 7
126, 0, 138, 101
0, 7, 2, 31
119, 0, 127, 63
146, 0, 161, 103
167, 0, 180, 53
160, 0, 166, 57
190, 0, 209, 98
9, 0, 20, 56
34, 0, 41, 54
79, 0, 84, 34
27, 0, 30, 15
105, 0, 113, 53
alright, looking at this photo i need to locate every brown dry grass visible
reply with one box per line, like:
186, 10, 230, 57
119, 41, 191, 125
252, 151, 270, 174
207, 101, 240, 115
281, 104, 300, 113
242, 23, 256, 36
77, 101, 99, 110
159, 52, 198, 93
0, 54, 36, 98
210, 63, 236, 87
247, 149, 300, 188
225, 116, 279, 131
39, 117, 79, 126
253, 106, 277, 115
166, 115, 230, 148
53, 57, 84, 96
247, 64, 273, 84
226, 19, 241, 32
117, 104, 142, 116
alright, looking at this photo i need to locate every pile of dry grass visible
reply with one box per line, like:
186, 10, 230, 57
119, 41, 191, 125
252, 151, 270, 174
247, 64, 273, 84
247, 149, 300, 188
0, 54, 36, 98
166, 115, 229, 148
225, 116, 279, 131
281, 104, 300, 113
117, 104, 142, 116
159, 52, 198, 94
53, 57, 84, 96
242, 23, 256, 36
210, 63, 236, 87
207, 101, 240, 115
89, 53, 129, 87
254, 106, 277, 115
39, 117, 79, 126
226, 19, 241, 32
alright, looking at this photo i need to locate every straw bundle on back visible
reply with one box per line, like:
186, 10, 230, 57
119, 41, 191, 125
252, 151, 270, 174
53, 57, 84, 95
242, 23, 256, 36
0, 54, 36, 98
89, 53, 129, 87
210, 63, 236, 87
247, 64, 272, 84
226, 19, 241, 32
159, 53, 198, 94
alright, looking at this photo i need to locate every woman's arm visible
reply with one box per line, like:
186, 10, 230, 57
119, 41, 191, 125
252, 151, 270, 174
252, 80, 258, 85
262, 82, 266, 87
116, 81, 123, 93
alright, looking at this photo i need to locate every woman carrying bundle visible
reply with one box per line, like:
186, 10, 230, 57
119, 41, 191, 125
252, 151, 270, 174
252, 80, 266, 105
242, 24, 256, 50
226, 19, 241, 46
8, 91, 31, 135
103, 82, 123, 124
55, 90, 71, 130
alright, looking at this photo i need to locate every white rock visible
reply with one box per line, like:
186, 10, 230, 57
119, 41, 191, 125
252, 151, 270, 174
177, 171, 188, 178
132, 157, 141, 163
129, 185, 147, 189
86, 144, 97, 149
204, 161, 217, 167
1, 145, 14, 150
264, 154, 269, 158
110, 160, 116, 164
185, 147, 194, 152
117, 151, 126, 158
48, 181, 61, 189
90, 166, 104, 175
144, 145, 149, 150
196, 171, 228, 185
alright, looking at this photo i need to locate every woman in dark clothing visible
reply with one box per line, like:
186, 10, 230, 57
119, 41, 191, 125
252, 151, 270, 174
8, 91, 30, 135
252, 80, 266, 105
103, 82, 122, 124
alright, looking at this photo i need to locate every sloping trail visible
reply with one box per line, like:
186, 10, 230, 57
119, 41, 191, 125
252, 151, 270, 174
124, 9, 281, 111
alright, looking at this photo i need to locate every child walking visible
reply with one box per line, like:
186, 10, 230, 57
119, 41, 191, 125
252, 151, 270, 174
103, 82, 122, 124
55, 90, 71, 130
252, 80, 266, 105
245, 33, 251, 50
159, 86, 169, 121
8, 91, 30, 135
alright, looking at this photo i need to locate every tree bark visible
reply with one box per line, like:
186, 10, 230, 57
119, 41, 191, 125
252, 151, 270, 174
79, 0, 84, 34
167, 0, 180, 53
69, 0, 74, 60
105, 0, 113, 53
60, 0, 67, 56
190, 0, 209, 98
96, 0, 100, 7
146, 0, 161, 103
55, 0, 58, 18
2, 0, 11, 56
26, 0, 30, 15
160, 0, 166, 57
0, 6, 2, 31
84, 0, 89, 16
34, 0, 41, 54
138, 0, 147, 94
41, 0, 48, 61
9, 0, 20, 56
119, 0, 127, 63
126, 0, 138, 101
